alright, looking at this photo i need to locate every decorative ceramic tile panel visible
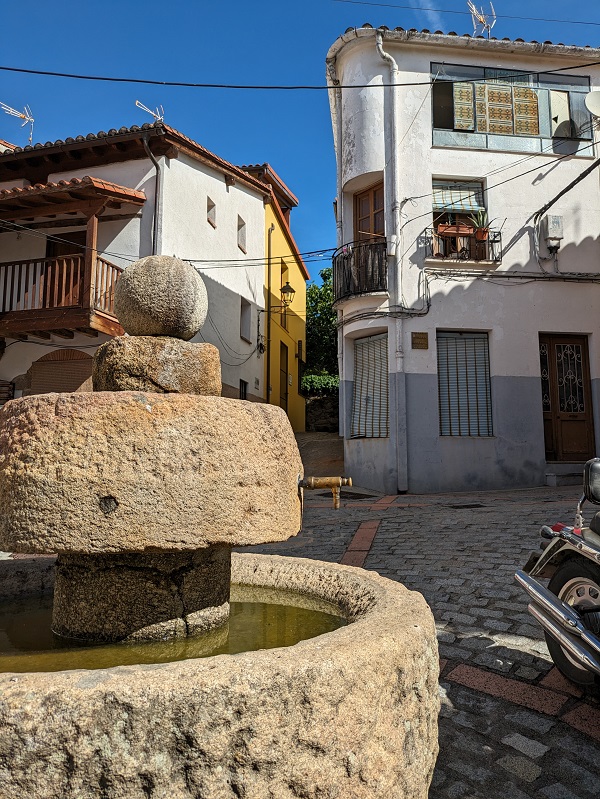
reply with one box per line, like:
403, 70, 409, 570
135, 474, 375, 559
453, 82, 475, 130
475, 84, 488, 132
513, 87, 539, 136
487, 85, 514, 134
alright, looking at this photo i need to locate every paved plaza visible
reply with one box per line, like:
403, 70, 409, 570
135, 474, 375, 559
246, 440, 600, 799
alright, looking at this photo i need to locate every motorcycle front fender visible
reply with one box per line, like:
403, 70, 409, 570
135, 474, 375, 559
525, 538, 581, 580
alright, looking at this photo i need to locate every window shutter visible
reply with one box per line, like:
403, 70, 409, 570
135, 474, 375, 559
437, 332, 492, 437
351, 334, 389, 438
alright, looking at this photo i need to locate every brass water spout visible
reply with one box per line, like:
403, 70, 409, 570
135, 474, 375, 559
299, 476, 353, 510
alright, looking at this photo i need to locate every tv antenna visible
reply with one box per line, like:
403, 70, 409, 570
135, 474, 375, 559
0, 102, 34, 145
467, 1, 497, 38
135, 100, 164, 123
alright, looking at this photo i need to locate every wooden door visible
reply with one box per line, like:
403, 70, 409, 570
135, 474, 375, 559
539, 334, 595, 461
354, 183, 384, 241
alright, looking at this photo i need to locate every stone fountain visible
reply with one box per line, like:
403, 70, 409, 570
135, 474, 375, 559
0, 256, 439, 798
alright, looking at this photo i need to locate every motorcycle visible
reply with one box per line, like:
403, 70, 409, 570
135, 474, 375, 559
515, 458, 600, 690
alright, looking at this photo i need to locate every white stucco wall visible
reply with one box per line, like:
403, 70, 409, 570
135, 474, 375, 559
160, 154, 266, 398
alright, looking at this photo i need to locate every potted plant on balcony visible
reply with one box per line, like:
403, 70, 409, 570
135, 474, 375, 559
436, 214, 474, 237
468, 210, 493, 241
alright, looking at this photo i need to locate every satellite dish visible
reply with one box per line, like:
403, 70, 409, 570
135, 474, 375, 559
584, 91, 600, 118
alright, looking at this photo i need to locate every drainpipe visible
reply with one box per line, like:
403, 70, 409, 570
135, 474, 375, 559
376, 29, 408, 494
266, 223, 276, 404
326, 57, 346, 438
375, 29, 402, 309
142, 135, 161, 256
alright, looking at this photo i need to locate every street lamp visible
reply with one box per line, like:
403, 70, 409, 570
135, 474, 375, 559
258, 279, 296, 405
279, 281, 296, 308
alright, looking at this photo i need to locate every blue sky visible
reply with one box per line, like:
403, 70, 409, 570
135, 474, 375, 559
1, 1, 599, 281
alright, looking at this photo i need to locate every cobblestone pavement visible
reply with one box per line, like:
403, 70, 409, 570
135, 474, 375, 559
245, 484, 600, 799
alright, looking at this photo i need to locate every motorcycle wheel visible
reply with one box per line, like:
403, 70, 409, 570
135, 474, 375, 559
546, 558, 600, 690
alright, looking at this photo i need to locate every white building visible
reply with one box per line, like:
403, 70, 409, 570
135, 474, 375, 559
0, 123, 270, 401
327, 26, 600, 493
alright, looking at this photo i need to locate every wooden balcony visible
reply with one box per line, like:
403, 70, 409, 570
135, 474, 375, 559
0, 254, 124, 339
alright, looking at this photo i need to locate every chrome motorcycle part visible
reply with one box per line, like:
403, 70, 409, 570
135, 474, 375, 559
546, 559, 600, 687
516, 570, 600, 678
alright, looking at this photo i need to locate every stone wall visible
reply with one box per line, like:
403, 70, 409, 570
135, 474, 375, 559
305, 392, 339, 432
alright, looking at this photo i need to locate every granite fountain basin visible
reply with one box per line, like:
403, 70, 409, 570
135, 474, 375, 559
0, 552, 439, 799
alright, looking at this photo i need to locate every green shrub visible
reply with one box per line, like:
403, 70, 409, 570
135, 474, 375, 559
301, 373, 340, 396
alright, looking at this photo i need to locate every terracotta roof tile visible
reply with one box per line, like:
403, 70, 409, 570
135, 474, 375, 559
0, 175, 146, 204
0, 122, 271, 198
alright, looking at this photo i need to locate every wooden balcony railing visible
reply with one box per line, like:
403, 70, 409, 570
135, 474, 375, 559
0, 254, 123, 337
332, 240, 388, 303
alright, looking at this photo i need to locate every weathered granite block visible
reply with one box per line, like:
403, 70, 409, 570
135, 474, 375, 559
52, 547, 231, 641
92, 336, 222, 395
0, 393, 303, 554
0, 553, 440, 799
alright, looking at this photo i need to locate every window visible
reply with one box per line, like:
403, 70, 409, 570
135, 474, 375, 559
207, 197, 216, 228
237, 215, 247, 253
240, 297, 252, 342
351, 334, 389, 438
437, 331, 493, 437
430, 179, 500, 262
432, 63, 592, 152
239, 379, 248, 400
354, 183, 384, 241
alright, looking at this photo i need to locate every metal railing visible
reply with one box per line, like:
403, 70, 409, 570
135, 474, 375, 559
0, 254, 122, 316
426, 227, 502, 263
332, 239, 388, 302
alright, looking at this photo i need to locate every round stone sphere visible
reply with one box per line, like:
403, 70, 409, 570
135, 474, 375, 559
114, 255, 208, 340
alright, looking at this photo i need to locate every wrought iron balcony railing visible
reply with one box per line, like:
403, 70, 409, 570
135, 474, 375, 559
426, 227, 502, 263
332, 240, 387, 303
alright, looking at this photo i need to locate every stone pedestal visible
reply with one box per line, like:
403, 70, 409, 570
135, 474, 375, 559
0, 393, 303, 642
52, 547, 231, 642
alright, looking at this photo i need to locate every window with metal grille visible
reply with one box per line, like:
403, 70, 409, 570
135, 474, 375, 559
437, 331, 493, 436
351, 334, 389, 438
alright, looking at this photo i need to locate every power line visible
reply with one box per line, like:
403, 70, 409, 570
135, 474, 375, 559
332, 0, 600, 27
0, 220, 334, 268
1, 58, 600, 92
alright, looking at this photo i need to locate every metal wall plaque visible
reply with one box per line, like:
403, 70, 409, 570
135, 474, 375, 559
411, 332, 429, 350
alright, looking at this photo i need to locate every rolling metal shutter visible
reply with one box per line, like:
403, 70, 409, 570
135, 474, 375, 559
29, 359, 93, 394
351, 333, 389, 438
437, 331, 493, 437
0, 380, 14, 407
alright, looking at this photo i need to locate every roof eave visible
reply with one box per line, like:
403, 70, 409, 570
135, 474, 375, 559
326, 26, 600, 64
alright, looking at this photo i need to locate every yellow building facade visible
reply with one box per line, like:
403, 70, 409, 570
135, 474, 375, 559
244, 165, 308, 432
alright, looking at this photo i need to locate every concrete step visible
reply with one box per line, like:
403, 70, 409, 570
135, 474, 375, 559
545, 463, 584, 487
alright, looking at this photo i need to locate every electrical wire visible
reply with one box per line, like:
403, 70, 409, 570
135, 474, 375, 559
332, 0, 600, 28
0, 220, 335, 269
1, 58, 600, 91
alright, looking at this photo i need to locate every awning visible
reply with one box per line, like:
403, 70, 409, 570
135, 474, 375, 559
432, 180, 485, 213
